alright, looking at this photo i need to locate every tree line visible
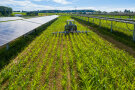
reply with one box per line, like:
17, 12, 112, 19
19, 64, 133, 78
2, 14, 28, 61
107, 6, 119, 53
0, 6, 12, 16
14, 10, 95, 14
26, 12, 38, 16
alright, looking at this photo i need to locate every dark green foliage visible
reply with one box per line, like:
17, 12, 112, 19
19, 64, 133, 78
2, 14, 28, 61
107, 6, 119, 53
26, 12, 38, 16
23, 10, 95, 14
0, 6, 12, 16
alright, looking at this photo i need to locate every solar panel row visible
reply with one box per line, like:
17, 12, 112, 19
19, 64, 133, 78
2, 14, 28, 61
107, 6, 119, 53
0, 17, 23, 22
0, 15, 58, 46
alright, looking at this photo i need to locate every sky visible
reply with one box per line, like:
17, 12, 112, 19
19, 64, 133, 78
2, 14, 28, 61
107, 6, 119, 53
0, 0, 135, 12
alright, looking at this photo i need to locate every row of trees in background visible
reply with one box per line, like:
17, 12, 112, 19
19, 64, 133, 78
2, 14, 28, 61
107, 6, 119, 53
26, 12, 38, 16
93, 9, 135, 15
14, 9, 135, 15
0, 6, 12, 16
14, 10, 95, 14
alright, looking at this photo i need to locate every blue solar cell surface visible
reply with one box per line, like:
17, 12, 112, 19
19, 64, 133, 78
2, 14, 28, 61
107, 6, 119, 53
0, 15, 58, 46
0, 17, 23, 22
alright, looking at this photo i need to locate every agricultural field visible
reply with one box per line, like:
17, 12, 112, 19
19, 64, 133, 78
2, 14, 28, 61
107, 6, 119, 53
0, 16, 135, 89
11, 12, 50, 17
38, 13, 70, 16
75, 16, 134, 38
11, 12, 27, 16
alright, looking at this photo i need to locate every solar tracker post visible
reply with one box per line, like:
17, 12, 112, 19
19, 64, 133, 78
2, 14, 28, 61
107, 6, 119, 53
6, 43, 9, 50
133, 24, 135, 41
111, 21, 113, 32
99, 19, 101, 27
35, 29, 37, 34
93, 18, 94, 24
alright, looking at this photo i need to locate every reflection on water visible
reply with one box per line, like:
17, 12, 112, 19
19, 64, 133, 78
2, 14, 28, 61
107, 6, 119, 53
0, 15, 58, 46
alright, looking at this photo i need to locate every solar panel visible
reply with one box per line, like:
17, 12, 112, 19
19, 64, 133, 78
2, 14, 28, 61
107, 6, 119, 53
0, 15, 58, 46
23, 15, 58, 24
0, 17, 23, 22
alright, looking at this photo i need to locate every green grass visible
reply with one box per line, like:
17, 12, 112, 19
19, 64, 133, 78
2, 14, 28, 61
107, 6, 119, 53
38, 13, 70, 16
11, 12, 27, 16
0, 16, 135, 89
12, 12, 51, 17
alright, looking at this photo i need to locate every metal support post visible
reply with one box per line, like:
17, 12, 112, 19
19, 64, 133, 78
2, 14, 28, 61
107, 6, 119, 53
35, 29, 36, 33
88, 17, 89, 22
133, 24, 135, 41
6, 43, 9, 50
93, 18, 94, 24
111, 21, 113, 32
23, 34, 26, 38
99, 19, 101, 27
